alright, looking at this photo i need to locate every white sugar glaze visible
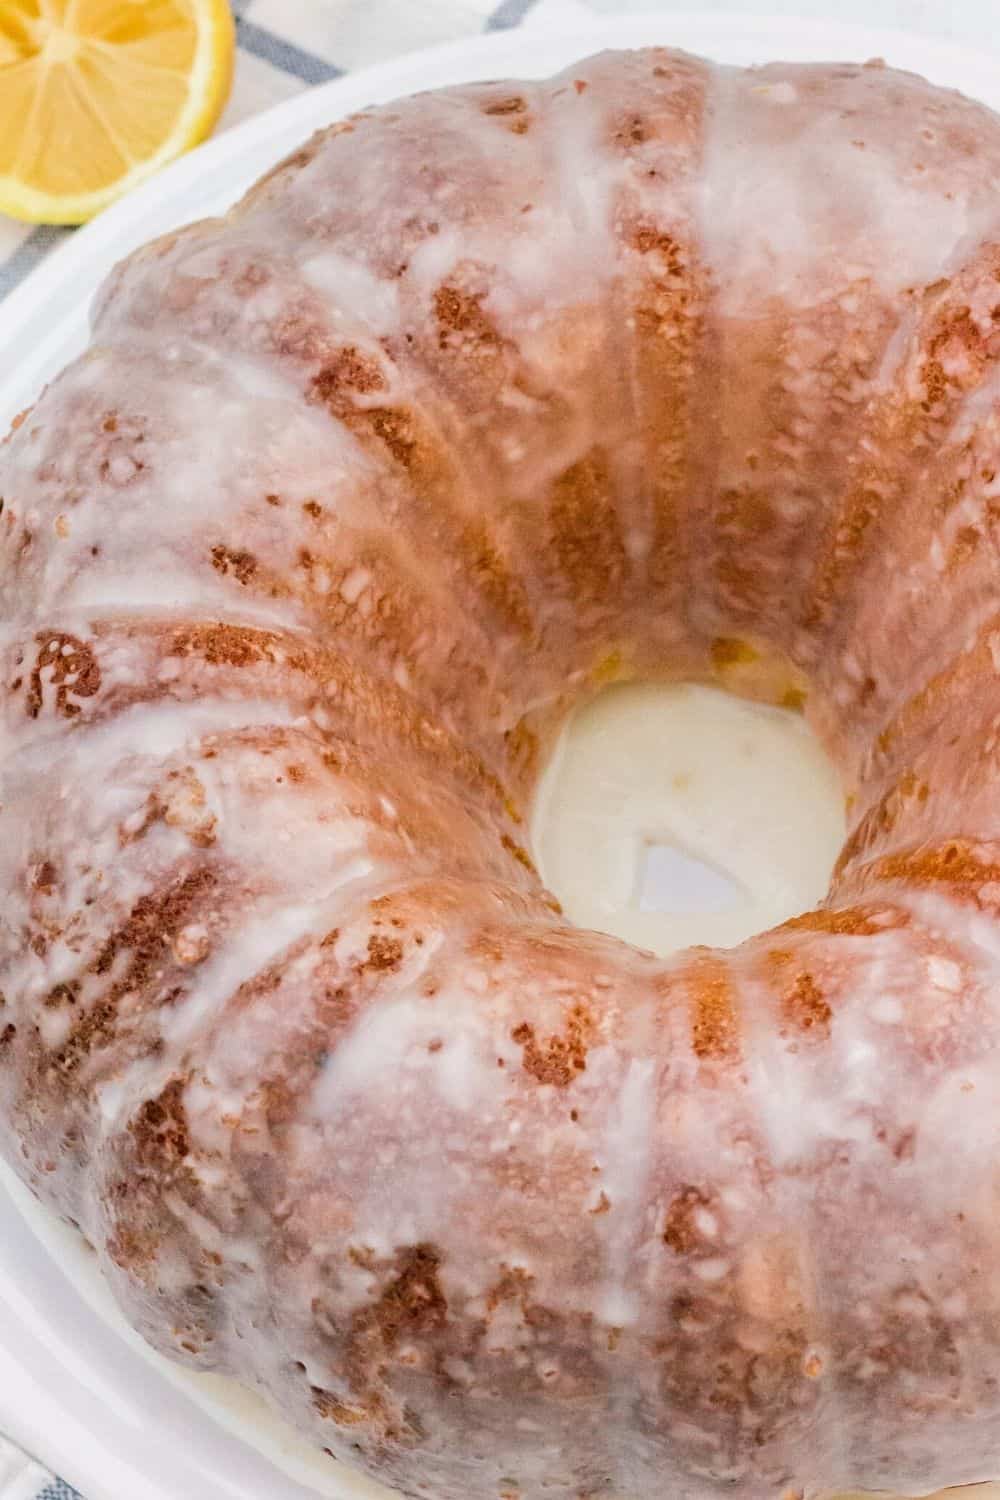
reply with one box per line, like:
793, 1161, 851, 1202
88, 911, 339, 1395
6, 1153, 1000, 1500
532, 682, 845, 954
5, 40, 1000, 1500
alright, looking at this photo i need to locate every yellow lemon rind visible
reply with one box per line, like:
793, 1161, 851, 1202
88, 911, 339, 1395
0, 0, 235, 227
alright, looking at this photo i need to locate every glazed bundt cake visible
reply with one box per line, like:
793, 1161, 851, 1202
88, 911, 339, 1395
5, 44, 1000, 1500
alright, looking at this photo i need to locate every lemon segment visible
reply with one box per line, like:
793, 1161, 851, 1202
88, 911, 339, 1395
0, 0, 235, 224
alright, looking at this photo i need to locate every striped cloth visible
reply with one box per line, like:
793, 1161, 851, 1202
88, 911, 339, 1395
0, 0, 995, 302
0, 0, 565, 303
0, 0, 996, 1493
0, 0, 994, 303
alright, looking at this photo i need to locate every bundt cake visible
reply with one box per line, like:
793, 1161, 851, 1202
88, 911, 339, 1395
4, 43, 1000, 1500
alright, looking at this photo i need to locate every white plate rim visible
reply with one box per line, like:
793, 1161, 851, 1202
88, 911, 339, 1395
3, 12, 1000, 1500
6, 8, 1000, 419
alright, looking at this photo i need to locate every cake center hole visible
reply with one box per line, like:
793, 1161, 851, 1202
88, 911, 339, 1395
635, 840, 745, 916
532, 681, 845, 958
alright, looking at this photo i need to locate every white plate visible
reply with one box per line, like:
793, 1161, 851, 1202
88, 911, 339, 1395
4, 13, 1000, 1500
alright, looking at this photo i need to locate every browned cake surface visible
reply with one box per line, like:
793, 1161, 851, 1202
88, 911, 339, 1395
4, 45, 1000, 1500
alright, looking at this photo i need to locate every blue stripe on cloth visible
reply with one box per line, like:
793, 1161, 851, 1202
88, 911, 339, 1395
3, 0, 527, 1489
235, 18, 344, 85
487, 0, 543, 28
0, 224, 72, 299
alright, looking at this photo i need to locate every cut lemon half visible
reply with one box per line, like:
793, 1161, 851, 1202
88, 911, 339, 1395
0, 0, 235, 225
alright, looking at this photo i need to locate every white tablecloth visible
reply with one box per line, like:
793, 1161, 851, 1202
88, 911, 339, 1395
0, 0, 996, 1492
2, 0, 1000, 303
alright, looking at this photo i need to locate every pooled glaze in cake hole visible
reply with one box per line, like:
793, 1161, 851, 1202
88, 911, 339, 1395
5, 43, 1000, 1500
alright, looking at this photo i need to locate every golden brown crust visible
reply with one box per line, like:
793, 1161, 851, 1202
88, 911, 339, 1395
4, 44, 1000, 1500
